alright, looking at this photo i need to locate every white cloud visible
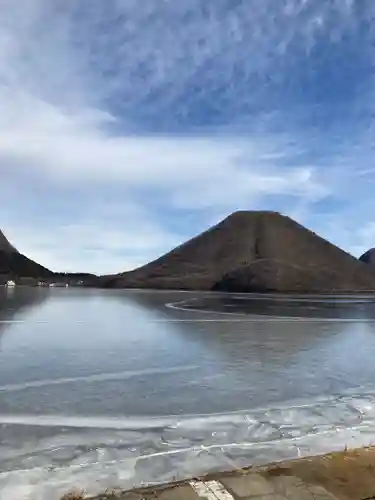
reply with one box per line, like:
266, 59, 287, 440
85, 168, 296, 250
0, 91, 327, 195
171, 165, 328, 210
0, 202, 183, 274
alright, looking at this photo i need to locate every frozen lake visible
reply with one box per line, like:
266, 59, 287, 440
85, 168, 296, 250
1, 287, 375, 499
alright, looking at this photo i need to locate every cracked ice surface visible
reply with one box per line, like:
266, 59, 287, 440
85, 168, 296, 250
1, 390, 375, 500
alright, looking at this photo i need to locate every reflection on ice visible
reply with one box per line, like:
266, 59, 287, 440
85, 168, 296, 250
2, 390, 375, 500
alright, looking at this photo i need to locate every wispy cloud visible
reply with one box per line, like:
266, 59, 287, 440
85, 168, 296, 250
0, 0, 375, 272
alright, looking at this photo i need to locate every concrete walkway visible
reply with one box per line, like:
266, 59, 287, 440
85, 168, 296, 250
94, 472, 339, 500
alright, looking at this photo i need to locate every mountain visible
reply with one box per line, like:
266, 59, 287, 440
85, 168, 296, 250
53, 272, 100, 286
0, 231, 53, 280
0, 229, 17, 252
103, 211, 375, 293
359, 248, 375, 266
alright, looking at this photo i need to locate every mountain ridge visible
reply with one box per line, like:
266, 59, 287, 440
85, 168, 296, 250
1, 211, 375, 292
103, 210, 375, 292
0, 231, 53, 280
359, 248, 375, 266
0, 229, 17, 253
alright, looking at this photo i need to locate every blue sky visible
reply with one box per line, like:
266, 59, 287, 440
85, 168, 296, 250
0, 0, 375, 273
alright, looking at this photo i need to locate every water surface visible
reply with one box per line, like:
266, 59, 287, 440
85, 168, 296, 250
1, 287, 375, 499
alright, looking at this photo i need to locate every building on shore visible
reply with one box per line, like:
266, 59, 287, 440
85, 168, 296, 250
48, 282, 68, 288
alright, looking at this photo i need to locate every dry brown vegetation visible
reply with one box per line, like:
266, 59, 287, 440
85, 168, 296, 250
263, 447, 375, 500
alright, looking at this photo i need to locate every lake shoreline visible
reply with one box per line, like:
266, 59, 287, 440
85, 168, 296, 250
84, 446, 375, 500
